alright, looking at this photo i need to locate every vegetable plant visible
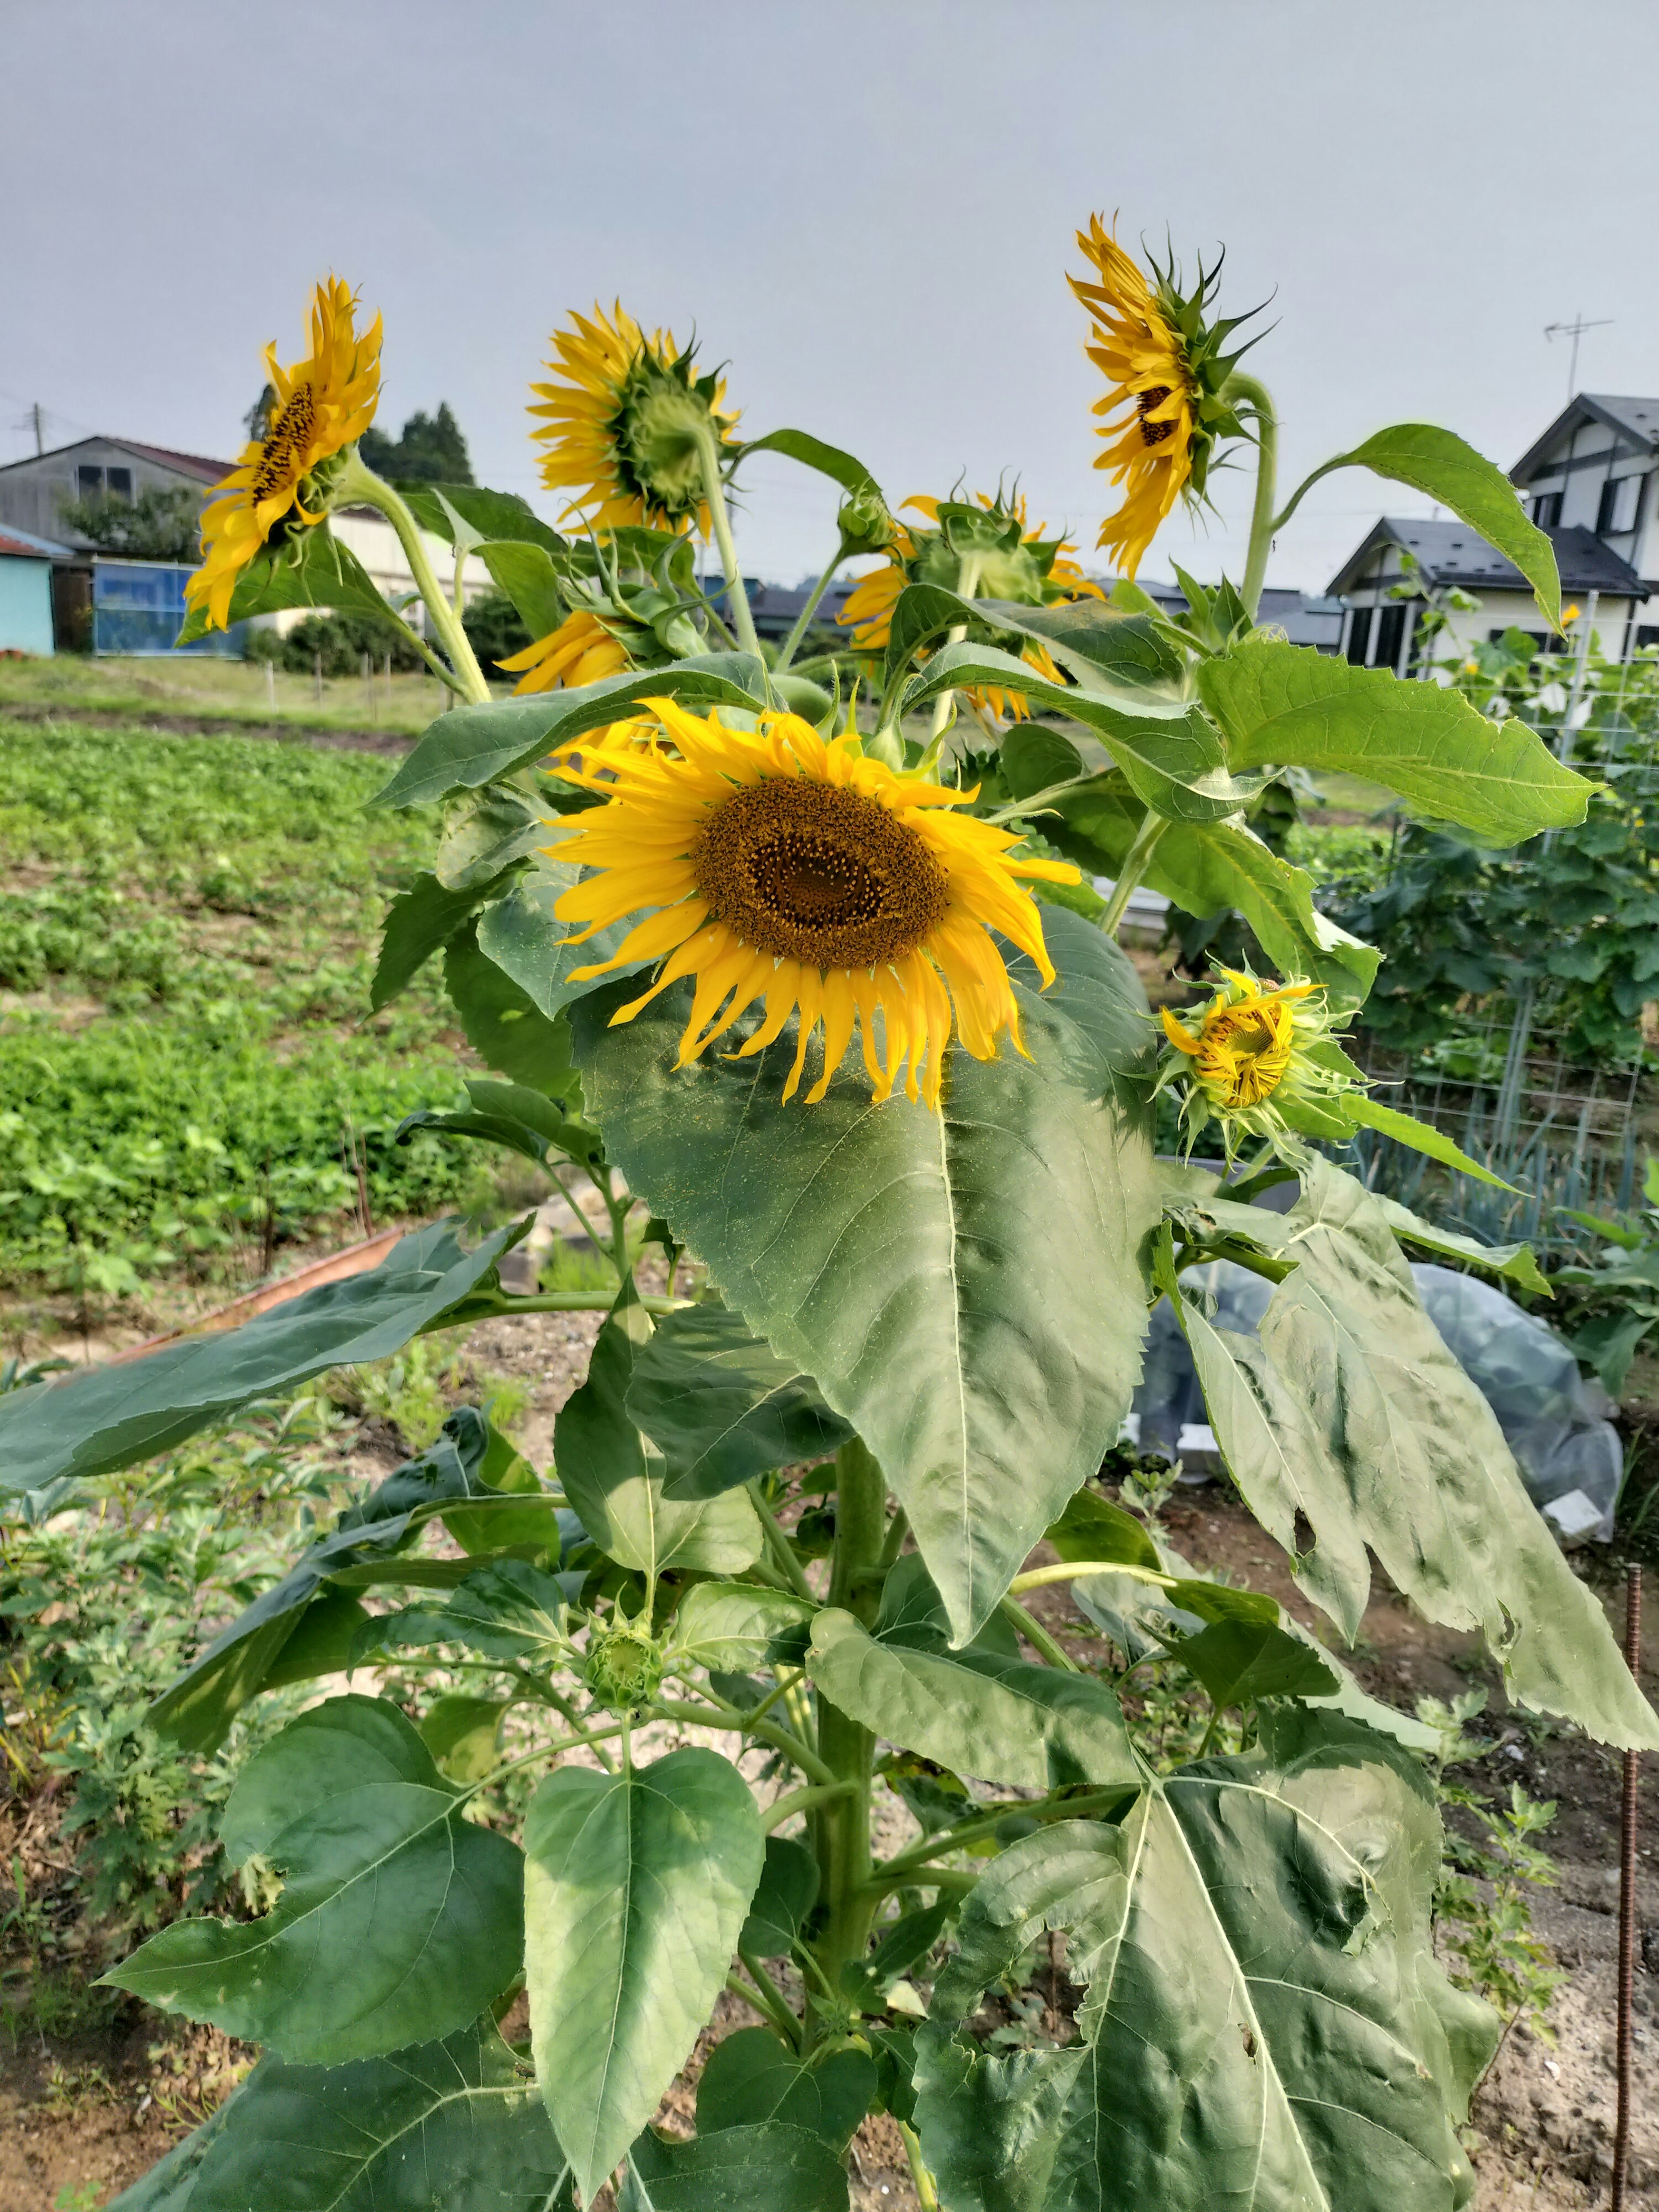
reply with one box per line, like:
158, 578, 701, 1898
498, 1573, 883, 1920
4, 213, 1654, 2212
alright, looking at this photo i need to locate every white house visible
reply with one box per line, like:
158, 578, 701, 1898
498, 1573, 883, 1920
1328, 393, 1659, 670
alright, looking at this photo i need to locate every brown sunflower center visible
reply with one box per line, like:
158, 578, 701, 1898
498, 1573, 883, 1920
692, 776, 950, 969
251, 383, 317, 501
1137, 386, 1175, 448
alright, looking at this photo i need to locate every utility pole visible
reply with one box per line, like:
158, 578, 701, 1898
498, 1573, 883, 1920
1544, 313, 1612, 399
28, 402, 43, 454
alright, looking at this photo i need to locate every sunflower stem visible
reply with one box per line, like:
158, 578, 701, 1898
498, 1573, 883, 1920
1098, 810, 1168, 935
334, 449, 492, 704
775, 547, 845, 674
693, 424, 763, 663
1226, 372, 1278, 624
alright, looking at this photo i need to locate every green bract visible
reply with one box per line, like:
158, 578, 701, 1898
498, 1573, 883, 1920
48, 213, 1649, 2212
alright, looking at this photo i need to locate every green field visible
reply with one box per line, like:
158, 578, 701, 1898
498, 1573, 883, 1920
0, 665, 487, 1328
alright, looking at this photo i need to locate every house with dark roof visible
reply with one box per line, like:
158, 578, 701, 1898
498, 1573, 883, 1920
0, 436, 233, 551
1328, 394, 1659, 671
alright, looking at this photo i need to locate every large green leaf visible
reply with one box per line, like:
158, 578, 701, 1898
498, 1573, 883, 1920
1177, 1160, 1659, 1748
1143, 816, 1380, 1003
475, 849, 643, 1022
399, 482, 568, 556
883, 582, 1182, 701
740, 1834, 820, 1957
173, 523, 390, 648
150, 1408, 531, 1751
480, 540, 567, 639
1285, 425, 1561, 628
396, 1078, 604, 1177
354, 1558, 569, 1668
572, 908, 1162, 1642
808, 1607, 1138, 1791
915, 1714, 1498, 2212
445, 922, 580, 1092
555, 1278, 764, 1576
668, 1581, 818, 1674
370, 654, 768, 809
524, 1747, 765, 2200
372, 868, 514, 1011
697, 2028, 876, 2151
625, 1303, 854, 1498
1376, 1196, 1550, 1298
106, 2075, 246, 2210
1199, 642, 1589, 842
105, 1697, 524, 2060
0, 1217, 524, 1497
626, 2120, 850, 2210
902, 639, 1256, 824
739, 426, 881, 497
436, 787, 550, 891
134, 2021, 570, 2212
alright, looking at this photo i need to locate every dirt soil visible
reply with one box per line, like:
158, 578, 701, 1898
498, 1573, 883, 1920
5, 1302, 1655, 2209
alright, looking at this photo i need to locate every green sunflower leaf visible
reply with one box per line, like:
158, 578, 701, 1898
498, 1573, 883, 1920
397, 482, 568, 556
625, 1303, 854, 1498
443, 920, 581, 1093
524, 1748, 765, 2201
571, 907, 1163, 1643
369, 652, 768, 809
697, 2029, 877, 2152
626, 2119, 851, 2210
103, 1697, 524, 2060
173, 524, 391, 648
1198, 641, 1589, 842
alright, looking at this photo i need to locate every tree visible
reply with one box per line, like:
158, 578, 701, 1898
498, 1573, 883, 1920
360, 401, 474, 486
56, 485, 202, 562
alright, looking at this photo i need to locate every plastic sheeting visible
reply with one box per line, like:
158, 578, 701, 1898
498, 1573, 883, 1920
1131, 1257, 1621, 1542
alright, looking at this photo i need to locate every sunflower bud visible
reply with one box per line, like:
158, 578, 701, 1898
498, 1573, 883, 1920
584, 1623, 665, 1713
1154, 964, 1363, 1161
836, 483, 896, 557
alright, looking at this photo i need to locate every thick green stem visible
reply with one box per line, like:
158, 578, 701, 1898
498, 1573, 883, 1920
763, 1780, 858, 1833
332, 449, 492, 703
1226, 371, 1278, 624
775, 547, 844, 674
807, 1436, 887, 2044
900, 2119, 942, 2211
694, 426, 762, 660
999, 1595, 1077, 1672
1097, 810, 1169, 935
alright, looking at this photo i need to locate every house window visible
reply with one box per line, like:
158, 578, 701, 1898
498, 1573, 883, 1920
1596, 475, 1640, 535
105, 466, 132, 502
1637, 626, 1659, 651
1530, 491, 1562, 528
1345, 607, 1374, 665
73, 463, 133, 502
1373, 603, 1407, 674
76, 464, 104, 497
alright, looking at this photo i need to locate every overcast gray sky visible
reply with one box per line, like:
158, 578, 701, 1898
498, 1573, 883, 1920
5, 0, 1656, 599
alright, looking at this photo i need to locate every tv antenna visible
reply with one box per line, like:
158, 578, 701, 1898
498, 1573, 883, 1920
1544, 313, 1612, 399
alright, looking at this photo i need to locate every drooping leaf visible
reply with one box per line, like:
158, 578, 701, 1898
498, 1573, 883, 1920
697, 2027, 877, 2151
883, 581, 1182, 700
357, 1558, 569, 1669
396, 1077, 604, 1175
740, 1834, 820, 1958
739, 426, 882, 497
0, 1217, 525, 1498
555, 1278, 764, 1577
105, 1697, 524, 2061
419, 1691, 509, 1783
1292, 424, 1561, 628
480, 539, 567, 638
524, 1747, 765, 2200
1166, 1615, 1339, 1707
1343, 1093, 1514, 1189
1175, 1162, 1659, 1748
626, 2119, 850, 2211
1376, 1197, 1550, 1298
106, 2071, 246, 2209
1199, 642, 1589, 842
1041, 1488, 1162, 1572
1142, 814, 1380, 1004
669, 1581, 818, 1675
370, 653, 769, 809
372, 868, 514, 1011
444, 922, 580, 1092
915, 1715, 1498, 2212
435, 787, 550, 891
572, 908, 1162, 1642
808, 1608, 1138, 1792
625, 1303, 854, 1498
475, 849, 643, 1022
145, 2020, 569, 2212
173, 524, 391, 648
398, 481, 568, 556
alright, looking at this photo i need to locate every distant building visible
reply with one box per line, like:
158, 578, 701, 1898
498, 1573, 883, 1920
0, 524, 71, 655
1329, 393, 1659, 670
0, 437, 231, 551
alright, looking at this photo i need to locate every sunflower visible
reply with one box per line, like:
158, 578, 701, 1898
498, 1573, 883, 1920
529, 304, 738, 535
188, 278, 381, 631
1155, 964, 1360, 1158
1069, 216, 1253, 581
494, 609, 629, 695
547, 702, 1080, 1109
838, 492, 1102, 721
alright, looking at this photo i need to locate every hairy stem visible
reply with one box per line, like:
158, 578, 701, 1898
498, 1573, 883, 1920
1097, 809, 1169, 936
694, 425, 762, 660
1226, 371, 1278, 623
775, 547, 844, 674
332, 449, 492, 703
998, 1595, 1078, 1672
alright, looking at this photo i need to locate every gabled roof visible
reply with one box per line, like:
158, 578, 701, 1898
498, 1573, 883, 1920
0, 524, 73, 559
0, 435, 234, 484
1511, 393, 1659, 482
1327, 517, 1645, 601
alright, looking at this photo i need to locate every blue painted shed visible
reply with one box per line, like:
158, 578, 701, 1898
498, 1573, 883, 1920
0, 525, 71, 654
